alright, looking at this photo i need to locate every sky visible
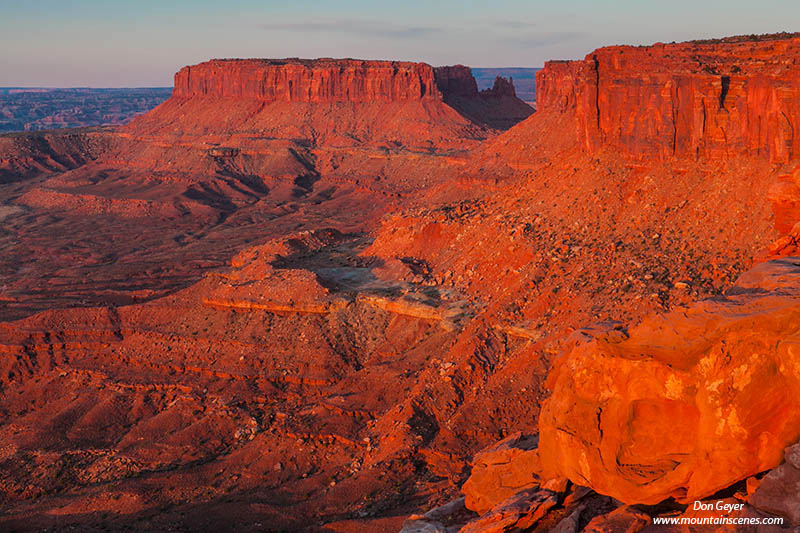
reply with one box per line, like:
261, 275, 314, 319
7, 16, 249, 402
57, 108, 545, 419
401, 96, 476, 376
1, 0, 798, 87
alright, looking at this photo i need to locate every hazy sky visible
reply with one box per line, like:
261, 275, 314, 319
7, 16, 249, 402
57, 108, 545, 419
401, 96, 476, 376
1, 0, 798, 87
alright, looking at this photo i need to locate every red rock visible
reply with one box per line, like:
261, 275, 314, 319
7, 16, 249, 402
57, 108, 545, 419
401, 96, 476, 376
3, 33, 800, 532
433, 65, 479, 98
536, 34, 800, 162
460, 488, 558, 533
539, 258, 800, 505
749, 441, 800, 525
583, 506, 650, 533
174, 58, 441, 102
746, 476, 762, 496
461, 432, 541, 514
480, 76, 517, 99
767, 165, 800, 234
551, 504, 586, 533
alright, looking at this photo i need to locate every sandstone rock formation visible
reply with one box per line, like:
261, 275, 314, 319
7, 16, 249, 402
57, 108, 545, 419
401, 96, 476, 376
433, 65, 479, 99
749, 441, 800, 525
536, 34, 800, 162
539, 258, 800, 504
480, 76, 517, 98
460, 487, 558, 533
174, 58, 442, 102
461, 432, 540, 514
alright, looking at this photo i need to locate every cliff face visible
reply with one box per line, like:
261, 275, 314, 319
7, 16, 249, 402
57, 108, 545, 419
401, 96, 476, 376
173, 58, 444, 102
536, 35, 800, 162
173, 59, 526, 109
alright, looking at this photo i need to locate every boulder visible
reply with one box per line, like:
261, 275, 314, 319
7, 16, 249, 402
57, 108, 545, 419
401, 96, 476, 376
460, 488, 558, 533
583, 506, 649, 532
749, 441, 800, 525
539, 258, 800, 504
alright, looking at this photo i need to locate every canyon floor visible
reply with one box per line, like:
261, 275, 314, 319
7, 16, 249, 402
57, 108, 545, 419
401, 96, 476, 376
1, 37, 800, 532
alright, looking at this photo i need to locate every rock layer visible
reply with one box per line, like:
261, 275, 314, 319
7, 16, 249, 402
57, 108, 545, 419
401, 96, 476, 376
174, 58, 442, 102
536, 34, 800, 162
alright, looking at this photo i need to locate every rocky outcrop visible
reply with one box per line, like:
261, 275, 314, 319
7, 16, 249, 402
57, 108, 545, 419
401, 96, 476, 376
767, 163, 800, 233
174, 58, 443, 102
460, 487, 558, 533
174, 59, 524, 107
536, 34, 800, 162
434, 65, 479, 98
480, 76, 517, 98
749, 441, 800, 525
461, 432, 540, 514
539, 258, 800, 504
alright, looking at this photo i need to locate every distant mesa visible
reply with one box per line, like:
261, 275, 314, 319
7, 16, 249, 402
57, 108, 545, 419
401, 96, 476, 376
169, 58, 533, 131
472, 67, 539, 102
433, 64, 534, 129
126, 58, 533, 152
173, 58, 443, 102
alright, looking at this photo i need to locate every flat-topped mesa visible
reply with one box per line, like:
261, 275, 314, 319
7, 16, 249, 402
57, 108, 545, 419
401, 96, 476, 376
535, 34, 800, 162
173, 58, 444, 102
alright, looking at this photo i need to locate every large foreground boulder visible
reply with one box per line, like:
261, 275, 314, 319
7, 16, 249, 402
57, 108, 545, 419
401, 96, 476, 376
539, 258, 800, 504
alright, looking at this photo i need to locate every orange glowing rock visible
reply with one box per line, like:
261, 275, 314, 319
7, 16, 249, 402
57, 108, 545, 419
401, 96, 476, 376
462, 432, 541, 514
539, 258, 800, 504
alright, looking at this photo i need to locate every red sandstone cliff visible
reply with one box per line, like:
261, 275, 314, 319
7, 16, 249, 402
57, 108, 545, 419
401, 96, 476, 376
173, 58, 443, 102
536, 34, 800, 162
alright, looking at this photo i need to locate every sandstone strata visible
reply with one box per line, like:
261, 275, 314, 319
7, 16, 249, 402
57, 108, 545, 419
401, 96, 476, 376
536, 34, 800, 161
174, 58, 442, 102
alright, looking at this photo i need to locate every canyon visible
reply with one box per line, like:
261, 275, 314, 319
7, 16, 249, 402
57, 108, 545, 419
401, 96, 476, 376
0, 88, 171, 133
1, 35, 800, 532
